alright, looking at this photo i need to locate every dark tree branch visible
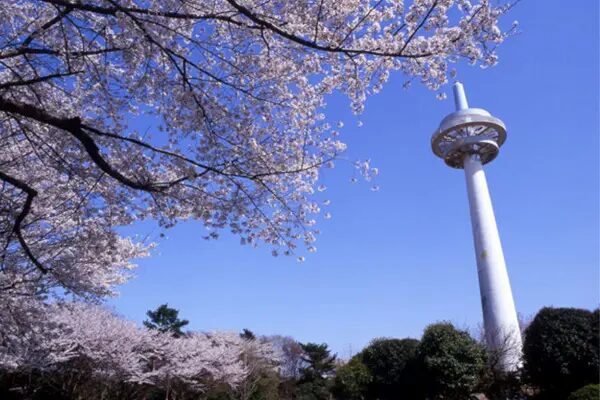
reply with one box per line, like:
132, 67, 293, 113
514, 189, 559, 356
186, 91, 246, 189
338, 0, 385, 47
0, 170, 47, 274
398, 0, 439, 56
313, 0, 324, 42
21, 5, 74, 47
0, 97, 323, 197
0, 97, 159, 192
225, 0, 434, 58
0, 71, 82, 90
0, 47, 124, 61
40, 0, 251, 26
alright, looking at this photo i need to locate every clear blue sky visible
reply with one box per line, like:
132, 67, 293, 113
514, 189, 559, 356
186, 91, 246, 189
110, 1, 599, 357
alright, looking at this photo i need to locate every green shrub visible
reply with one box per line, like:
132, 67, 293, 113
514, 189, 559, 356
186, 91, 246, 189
567, 384, 600, 400
415, 323, 487, 400
523, 307, 599, 399
331, 357, 372, 400
361, 338, 420, 400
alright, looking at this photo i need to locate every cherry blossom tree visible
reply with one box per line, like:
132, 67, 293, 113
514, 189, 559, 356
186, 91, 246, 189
0, 300, 271, 398
0, 0, 516, 300
235, 333, 281, 400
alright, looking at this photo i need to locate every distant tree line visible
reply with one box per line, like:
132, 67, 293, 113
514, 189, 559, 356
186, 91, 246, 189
0, 304, 597, 400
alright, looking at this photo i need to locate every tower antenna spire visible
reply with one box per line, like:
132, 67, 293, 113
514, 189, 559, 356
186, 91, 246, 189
453, 82, 469, 111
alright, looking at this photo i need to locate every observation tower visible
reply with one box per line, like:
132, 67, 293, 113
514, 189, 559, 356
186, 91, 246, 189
431, 82, 522, 371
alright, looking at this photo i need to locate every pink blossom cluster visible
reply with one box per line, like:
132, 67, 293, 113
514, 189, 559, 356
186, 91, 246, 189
0, 1, 514, 300
0, 299, 275, 393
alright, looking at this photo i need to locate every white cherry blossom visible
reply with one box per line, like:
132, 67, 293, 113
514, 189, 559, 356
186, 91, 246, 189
0, 0, 514, 299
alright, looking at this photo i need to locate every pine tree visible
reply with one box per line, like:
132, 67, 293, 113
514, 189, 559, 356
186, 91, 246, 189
296, 343, 336, 400
143, 304, 189, 338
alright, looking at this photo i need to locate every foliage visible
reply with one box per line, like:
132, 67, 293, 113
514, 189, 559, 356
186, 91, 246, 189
295, 381, 329, 400
3, 304, 599, 400
523, 307, 599, 399
299, 343, 337, 381
297, 343, 337, 400
415, 322, 487, 400
206, 383, 236, 400
361, 337, 420, 399
0, 300, 277, 399
143, 303, 189, 337
264, 335, 304, 399
268, 335, 304, 380
477, 327, 526, 400
241, 329, 257, 341
234, 333, 280, 400
331, 356, 372, 400
0, 0, 515, 304
245, 369, 280, 400
478, 366, 523, 400
567, 384, 600, 400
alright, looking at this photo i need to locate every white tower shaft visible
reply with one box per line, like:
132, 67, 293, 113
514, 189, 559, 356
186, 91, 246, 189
453, 82, 522, 371
463, 154, 522, 371
432, 83, 522, 371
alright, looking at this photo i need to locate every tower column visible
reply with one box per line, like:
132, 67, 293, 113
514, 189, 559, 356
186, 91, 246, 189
430, 82, 523, 372
463, 153, 522, 371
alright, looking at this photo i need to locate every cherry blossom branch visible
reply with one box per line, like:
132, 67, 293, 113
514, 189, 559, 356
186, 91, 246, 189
0, 97, 160, 192
103, 1, 281, 107
83, 125, 324, 179
225, 0, 434, 58
0, 98, 327, 195
40, 0, 253, 26
0, 170, 47, 274
398, 0, 439, 56
0, 47, 124, 61
21, 5, 74, 48
338, 0, 385, 47
0, 71, 82, 89
0, 0, 514, 293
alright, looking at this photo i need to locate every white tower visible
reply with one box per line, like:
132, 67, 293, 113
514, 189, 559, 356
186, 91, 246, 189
431, 82, 522, 372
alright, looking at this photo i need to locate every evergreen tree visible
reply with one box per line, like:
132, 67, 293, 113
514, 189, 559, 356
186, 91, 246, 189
143, 304, 189, 337
241, 329, 257, 340
296, 343, 336, 400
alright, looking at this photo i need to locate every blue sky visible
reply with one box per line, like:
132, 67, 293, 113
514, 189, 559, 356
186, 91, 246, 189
110, 1, 599, 357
